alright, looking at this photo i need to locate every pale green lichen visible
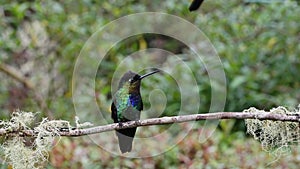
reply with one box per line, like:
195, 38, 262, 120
75, 116, 93, 129
0, 110, 35, 132
244, 106, 300, 157
1, 111, 47, 169
1, 111, 93, 169
1, 112, 68, 168
2, 137, 46, 169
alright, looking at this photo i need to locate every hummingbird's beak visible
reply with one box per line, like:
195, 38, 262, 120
139, 69, 160, 80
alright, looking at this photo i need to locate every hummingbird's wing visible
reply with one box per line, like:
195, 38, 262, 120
138, 98, 143, 111
111, 102, 118, 123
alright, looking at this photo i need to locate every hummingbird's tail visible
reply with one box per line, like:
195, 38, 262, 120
116, 127, 137, 153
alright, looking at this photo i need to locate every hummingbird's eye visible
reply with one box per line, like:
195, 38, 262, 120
129, 75, 140, 83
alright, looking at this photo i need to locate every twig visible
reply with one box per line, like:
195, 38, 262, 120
0, 63, 34, 89
0, 63, 54, 119
0, 112, 299, 137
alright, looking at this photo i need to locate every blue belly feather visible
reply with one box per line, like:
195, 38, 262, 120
129, 94, 140, 108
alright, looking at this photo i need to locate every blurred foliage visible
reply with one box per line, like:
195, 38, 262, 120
1, 0, 300, 168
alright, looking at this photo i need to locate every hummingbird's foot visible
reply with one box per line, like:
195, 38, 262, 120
59, 127, 76, 132
118, 122, 123, 127
134, 120, 141, 125
59, 127, 70, 132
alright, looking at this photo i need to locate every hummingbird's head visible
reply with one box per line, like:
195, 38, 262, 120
118, 69, 160, 89
118, 71, 140, 89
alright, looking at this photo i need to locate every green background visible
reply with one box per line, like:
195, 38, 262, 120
0, 0, 300, 168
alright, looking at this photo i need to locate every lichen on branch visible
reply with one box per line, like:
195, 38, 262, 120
0, 111, 85, 169
245, 106, 300, 157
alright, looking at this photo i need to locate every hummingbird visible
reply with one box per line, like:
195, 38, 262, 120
189, 0, 205, 11
111, 69, 159, 153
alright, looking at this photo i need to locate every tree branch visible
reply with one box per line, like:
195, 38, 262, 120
1, 112, 299, 137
